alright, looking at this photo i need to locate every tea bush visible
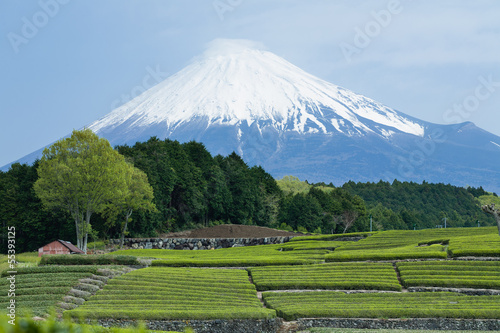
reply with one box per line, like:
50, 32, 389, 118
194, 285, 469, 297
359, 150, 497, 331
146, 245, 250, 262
67, 267, 276, 320
397, 261, 500, 289
262, 291, 500, 320
249, 262, 401, 291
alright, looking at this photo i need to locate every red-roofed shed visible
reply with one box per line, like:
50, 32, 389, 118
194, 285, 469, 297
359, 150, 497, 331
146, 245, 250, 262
38, 240, 85, 257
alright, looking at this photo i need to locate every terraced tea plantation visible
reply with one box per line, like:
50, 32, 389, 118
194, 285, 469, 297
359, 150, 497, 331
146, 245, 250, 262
249, 262, 401, 291
67, 267, 276, 320
2, 226, 500, 332
397, 260, 500, 289
116, 227, 500, 265
262, 291, 500, 320
0, 266, 108, 316
325, 227, 499, 261
448, 233, 500, 257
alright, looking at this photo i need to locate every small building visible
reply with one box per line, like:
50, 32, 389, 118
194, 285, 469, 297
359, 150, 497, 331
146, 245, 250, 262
38, 240, 85, 257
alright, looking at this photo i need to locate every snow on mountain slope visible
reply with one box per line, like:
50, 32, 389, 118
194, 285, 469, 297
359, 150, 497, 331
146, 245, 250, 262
4, 39, 500, 192
88, 39, 424, 139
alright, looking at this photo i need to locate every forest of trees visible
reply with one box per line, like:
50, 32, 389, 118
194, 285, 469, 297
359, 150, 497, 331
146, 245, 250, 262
0, 137, 496, 253
340, 180, 496, 230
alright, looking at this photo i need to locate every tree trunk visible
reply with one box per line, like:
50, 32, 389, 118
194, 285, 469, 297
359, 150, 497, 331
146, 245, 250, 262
342, 211, 358, 234
74, 217, 81, 250
82, 208, 92, 254
83, 233, 88, 254
72, 205, 83, 250
482, 204, 500, 236
120, 209, 133, 249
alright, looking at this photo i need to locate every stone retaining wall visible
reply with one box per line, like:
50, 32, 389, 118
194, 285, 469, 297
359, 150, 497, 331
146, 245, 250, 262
297, 318, 500, 331
97, 318, 283, 333
408, 287, 500, 296
96, 318, 500, 332
110, 236, 294, 250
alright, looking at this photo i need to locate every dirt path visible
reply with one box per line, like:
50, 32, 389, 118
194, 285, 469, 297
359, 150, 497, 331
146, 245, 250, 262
392, 262, 407, 292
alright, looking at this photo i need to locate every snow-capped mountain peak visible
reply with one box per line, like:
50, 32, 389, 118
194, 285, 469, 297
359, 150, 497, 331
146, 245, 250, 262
88, 39, 424, 138
4, 39, 500, 193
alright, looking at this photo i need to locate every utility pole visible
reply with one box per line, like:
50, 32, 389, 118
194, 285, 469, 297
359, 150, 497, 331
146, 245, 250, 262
477, 220, 480, 228
443, 217, 447, 229
370, 214, 373, 232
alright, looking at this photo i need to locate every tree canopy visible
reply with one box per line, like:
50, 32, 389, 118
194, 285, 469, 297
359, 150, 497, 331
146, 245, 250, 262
34, 129, 130, 253
341, 180, 495, 230
102, 162, 157, 248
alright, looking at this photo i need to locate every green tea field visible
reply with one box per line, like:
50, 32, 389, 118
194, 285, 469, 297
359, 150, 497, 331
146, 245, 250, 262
2, 226, 500, 332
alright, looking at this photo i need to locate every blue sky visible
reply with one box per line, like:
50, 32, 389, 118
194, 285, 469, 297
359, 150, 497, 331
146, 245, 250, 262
1, 0, 500, 167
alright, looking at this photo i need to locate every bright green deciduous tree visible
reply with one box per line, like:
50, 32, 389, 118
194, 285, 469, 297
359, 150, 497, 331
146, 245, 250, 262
34, 129, 129, 253
104, 163, 157, 249
276, 175, 312, 195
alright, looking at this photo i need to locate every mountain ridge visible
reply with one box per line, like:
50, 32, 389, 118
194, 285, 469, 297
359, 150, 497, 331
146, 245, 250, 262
3, 39, 500, 192
87, 39, 425, 139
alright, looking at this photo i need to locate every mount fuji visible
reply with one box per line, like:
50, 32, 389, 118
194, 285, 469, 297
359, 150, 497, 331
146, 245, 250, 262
4, 39, 500, 192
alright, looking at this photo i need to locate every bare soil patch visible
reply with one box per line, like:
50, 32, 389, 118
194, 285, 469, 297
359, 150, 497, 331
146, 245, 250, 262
159, 224, 304, 239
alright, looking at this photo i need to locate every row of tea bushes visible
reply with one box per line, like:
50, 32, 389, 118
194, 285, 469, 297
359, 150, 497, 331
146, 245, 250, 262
397, 260, 500, 289
0, 316, 181, 333
447, 233, 500, 257
111, 227, 500, 264
325, 228, 498, 261
116, 243, 328, 267
66, 267, 276, 320
326, 245, 448, 262
262, 291, 500, 321
0, 266, 109, 317
151, 258, 315, 267
248, 262, 401, 291
288, 232, 373, 242
40, 255, 140, 266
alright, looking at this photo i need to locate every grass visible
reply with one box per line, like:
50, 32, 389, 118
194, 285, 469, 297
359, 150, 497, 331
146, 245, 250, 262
0, 254, 8, 273
66, 266, 276, 320
0, 252, 41, 273
16, 252, 41, 267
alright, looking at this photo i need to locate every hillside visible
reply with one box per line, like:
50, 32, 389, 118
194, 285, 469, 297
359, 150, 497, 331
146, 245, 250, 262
341, 180, 496, 229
